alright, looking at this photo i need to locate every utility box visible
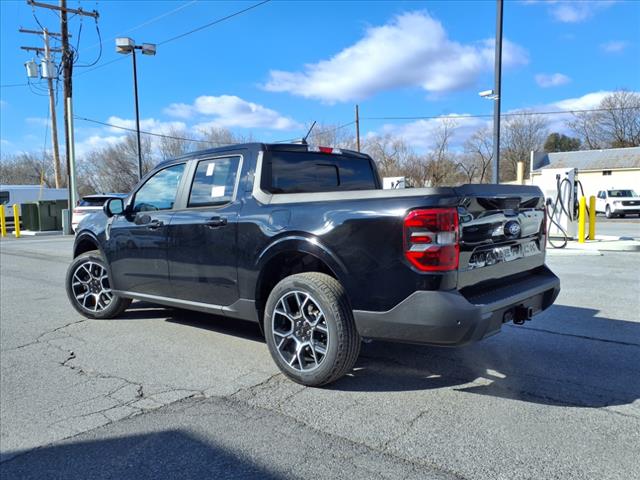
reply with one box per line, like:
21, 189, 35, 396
19, 199, 68, 231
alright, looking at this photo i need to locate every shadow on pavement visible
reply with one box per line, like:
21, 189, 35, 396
0, 430, 285, 480
333, 304, 640, 408
119, 301, 265, 343
116, 301, 640, 408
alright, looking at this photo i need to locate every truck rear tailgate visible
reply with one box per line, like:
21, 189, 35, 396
454, 184, 546, 290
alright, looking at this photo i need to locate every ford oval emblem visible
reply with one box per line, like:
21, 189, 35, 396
505, 221, 521, 237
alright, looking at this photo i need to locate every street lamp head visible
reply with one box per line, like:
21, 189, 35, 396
478, 89, 495, 98
141, 43, 156, 56
115, 37, 134, 54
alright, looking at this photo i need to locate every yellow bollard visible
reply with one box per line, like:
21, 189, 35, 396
589, 195, 596, 240
0, 204, 6, 237
578, 196, 586, 243
12, 204, 21, 238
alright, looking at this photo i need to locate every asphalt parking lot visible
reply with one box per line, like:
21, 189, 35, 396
1, 227, 639, 480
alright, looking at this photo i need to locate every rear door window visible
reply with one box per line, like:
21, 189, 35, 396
264, 151, 377, 194
188, 156, 241, 207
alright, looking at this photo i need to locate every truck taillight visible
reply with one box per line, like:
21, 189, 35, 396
403, 208, 459, 272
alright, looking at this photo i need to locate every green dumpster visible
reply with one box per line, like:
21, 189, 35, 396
36, 199, 68, 231
19, 200, 69, 231
20, 203, 40, 231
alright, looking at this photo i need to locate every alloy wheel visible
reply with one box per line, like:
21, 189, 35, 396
271, 291, 329, 372
71, 261, 113, 313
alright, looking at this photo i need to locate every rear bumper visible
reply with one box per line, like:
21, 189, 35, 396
353, 266, 560, 346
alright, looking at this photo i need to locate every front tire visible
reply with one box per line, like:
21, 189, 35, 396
264, 273, 360, 387
605, 205, 613, 218
66, 250, 131, 319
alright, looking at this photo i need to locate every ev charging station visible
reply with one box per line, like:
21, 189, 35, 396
531, 168, 580, 241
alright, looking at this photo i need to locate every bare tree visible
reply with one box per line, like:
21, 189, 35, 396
83, 134, 153, 193
568, 90, 640, 148
501, 113, 549, 182
0, 152, 59, 187
158, 127, 197, 160
198, 126, 255, 147
460, 125, 492, 183
307, 122, 357, 150
424, 118, 461, 186
362, 133, 413, 178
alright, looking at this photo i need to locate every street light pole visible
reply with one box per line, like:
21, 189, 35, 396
131, 47, 143, 180
492, 0, 504, 184
116, 38, 156, 181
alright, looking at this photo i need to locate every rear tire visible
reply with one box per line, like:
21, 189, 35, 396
264, 273, 360, 387
66, 250, 131, 319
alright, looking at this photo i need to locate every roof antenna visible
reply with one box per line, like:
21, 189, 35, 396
301, 121, 317, 145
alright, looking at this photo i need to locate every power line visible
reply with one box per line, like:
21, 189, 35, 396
74, 115, 225, 145
158, 0, 271, 45
363, 106, 640, 121
74, 115, 357, 147
275, 121, 357, 143
76, 0, 272, 77
79, 0, 198, 52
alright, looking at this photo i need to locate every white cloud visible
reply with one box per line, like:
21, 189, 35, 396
263, 11, 528, 103
75, 134, 124, 157
164, 95, 300, 130
551, 90, 614, 110
548, 0, 615, 23
535, 73, 571, 88
371, 114, 489, 151
600, 40, 629, 53
106, 116, 187, 135
25, 116, 51, 127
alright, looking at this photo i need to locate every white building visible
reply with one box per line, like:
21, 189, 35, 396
530, 146, 640, 197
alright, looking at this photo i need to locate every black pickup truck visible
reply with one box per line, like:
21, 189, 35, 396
67, 143, 560, 386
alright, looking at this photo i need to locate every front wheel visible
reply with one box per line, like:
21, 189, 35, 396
605, 205, 613, 218
65, 250, 131, 319
264, 273, 360, 387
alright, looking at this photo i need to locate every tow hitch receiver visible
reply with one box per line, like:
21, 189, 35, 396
505, 305, 533, 325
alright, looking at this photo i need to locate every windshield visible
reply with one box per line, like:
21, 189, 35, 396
78, 197, 109, 206
608, 190, 638, 198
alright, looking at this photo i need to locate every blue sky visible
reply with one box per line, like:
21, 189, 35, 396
1, 0, 639, 155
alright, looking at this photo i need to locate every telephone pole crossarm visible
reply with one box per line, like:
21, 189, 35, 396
20, 46, 62, 53
26, 0, 98, 18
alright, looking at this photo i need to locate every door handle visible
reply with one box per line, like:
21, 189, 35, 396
147, 219, 164, 230
205, 216, 227, 228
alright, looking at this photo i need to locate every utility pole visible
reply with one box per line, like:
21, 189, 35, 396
43, 30, 62, 188
492, 0, 504, 184
355, 104, 361, 152
19, 27, 63, 188
26, 0, 98, 231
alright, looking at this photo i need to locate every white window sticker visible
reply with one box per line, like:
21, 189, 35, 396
211, 185, 226, 198
205, 162, 215, 176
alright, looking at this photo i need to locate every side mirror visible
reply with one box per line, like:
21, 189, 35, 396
104, 198, 125, 217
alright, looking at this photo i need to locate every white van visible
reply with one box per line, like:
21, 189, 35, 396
0, 185, 68, 216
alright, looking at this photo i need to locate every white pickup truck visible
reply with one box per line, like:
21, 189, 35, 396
595, 189, 640, 218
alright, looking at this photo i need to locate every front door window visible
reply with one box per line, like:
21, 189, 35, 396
133, 164, 185, 212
